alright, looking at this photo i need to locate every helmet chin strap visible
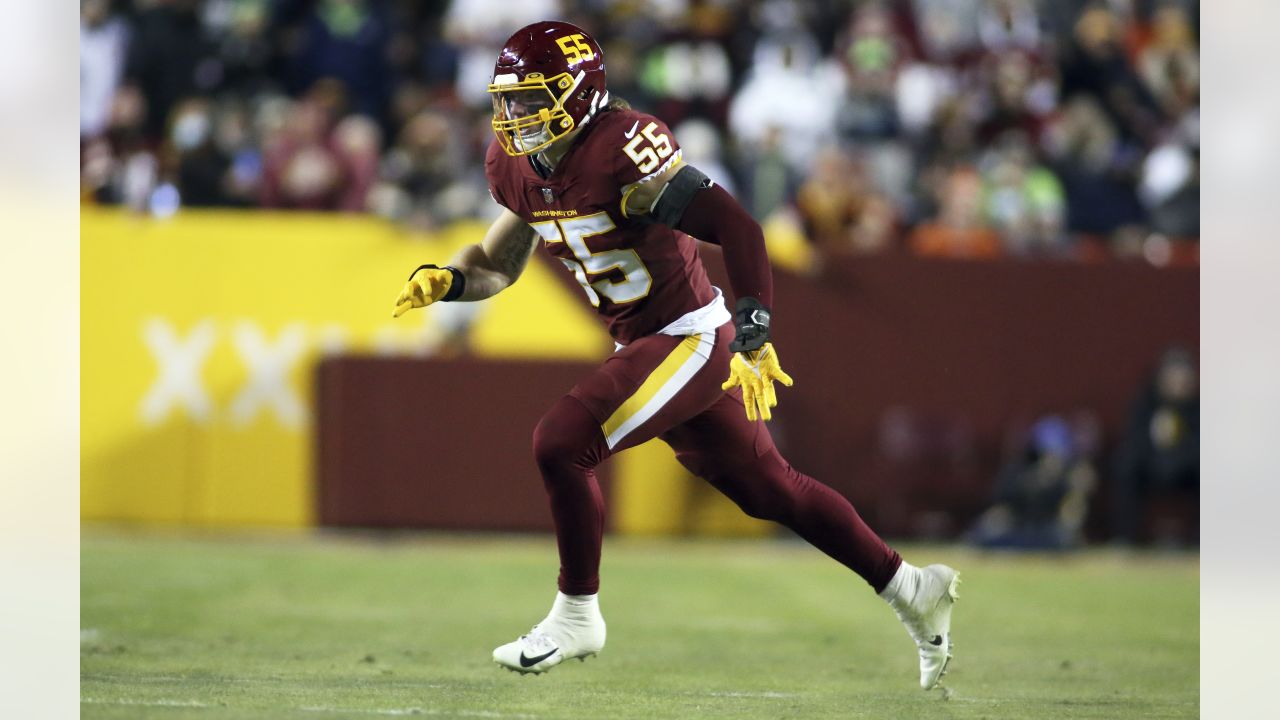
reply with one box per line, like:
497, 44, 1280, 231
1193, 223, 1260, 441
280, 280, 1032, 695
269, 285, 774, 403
580, 89, 609, 128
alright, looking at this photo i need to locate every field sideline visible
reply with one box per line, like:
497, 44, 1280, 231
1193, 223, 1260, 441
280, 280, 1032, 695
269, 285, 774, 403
81, 530, 1198, 719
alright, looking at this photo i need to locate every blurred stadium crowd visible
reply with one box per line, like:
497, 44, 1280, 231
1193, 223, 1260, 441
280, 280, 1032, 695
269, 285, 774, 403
80, 0, 1199, 261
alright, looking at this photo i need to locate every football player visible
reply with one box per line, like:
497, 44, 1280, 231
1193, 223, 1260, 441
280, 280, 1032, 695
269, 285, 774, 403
393, 21, 959, 690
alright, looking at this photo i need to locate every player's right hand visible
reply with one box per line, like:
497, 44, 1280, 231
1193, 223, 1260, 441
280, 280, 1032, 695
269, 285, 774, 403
392, 265, 454, 317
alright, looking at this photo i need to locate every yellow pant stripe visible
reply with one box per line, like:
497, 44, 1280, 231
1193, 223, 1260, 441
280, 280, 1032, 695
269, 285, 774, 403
601, 333, 708, 448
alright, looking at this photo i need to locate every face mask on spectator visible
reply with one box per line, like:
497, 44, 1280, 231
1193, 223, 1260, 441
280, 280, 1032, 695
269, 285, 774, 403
172, 112, 211, 152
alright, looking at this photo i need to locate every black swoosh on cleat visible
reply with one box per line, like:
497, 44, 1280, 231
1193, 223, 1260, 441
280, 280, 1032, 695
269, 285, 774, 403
519, 648, 558, 668
929, 635, 944, 646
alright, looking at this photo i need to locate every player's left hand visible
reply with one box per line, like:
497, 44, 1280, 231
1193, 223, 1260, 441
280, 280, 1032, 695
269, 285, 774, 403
393, 265, 454, 318
722, 342, 794, 422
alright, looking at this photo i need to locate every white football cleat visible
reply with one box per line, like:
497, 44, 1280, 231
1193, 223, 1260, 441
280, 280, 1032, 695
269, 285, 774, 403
493, 593, 606, 674
886, 563, 960, 690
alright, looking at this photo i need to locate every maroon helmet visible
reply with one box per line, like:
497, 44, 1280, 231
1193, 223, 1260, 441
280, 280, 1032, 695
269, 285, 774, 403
488, 21, 608, 156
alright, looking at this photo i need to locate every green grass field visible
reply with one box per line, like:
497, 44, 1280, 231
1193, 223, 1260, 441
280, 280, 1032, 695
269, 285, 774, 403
81, 531, 1198, 719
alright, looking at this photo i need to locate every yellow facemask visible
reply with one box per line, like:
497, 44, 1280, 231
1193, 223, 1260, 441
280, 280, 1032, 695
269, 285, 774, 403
488, 71, 580, 156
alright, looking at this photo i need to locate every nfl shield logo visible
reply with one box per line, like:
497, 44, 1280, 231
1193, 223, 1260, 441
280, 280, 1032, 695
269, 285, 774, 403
542, 188, 555, 204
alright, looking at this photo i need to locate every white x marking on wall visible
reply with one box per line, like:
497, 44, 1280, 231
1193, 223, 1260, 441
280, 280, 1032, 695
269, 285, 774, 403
139, 318, 216, 425
228, 322, 307, 428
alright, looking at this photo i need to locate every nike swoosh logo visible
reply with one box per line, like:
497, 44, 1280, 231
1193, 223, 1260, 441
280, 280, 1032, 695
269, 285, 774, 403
519, 648, 558, 668
929, 635, 944, 646
624, 120, 639, 138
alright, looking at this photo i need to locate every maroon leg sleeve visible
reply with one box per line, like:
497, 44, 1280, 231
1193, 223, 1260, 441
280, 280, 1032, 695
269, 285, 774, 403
662, 394, 902, 592
531, 395, 613, 595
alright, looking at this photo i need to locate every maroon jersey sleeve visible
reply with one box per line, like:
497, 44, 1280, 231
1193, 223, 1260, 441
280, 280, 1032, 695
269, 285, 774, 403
608, 111, 683, 189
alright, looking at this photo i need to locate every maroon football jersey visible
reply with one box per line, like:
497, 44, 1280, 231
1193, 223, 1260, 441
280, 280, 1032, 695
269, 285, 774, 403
485, 108, 717, 345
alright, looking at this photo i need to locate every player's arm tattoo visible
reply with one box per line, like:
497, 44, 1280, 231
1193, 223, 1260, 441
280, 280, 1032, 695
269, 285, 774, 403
450, 211, 539, 300
491, 223, 538, 279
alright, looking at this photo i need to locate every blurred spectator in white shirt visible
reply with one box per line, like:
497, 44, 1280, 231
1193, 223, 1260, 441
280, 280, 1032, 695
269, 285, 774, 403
673, 118, 737, 198
444, 0, 561, 109
911, 0, 982, 62
729, 32, 843, 175
1140, 142, 1198, 240
977, 0, 1041, 54
81, 0, 130, 139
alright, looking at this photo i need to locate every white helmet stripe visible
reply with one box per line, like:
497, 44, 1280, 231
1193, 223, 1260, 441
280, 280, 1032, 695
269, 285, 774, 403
566, 70, 586, 99
580, 88, 609, 128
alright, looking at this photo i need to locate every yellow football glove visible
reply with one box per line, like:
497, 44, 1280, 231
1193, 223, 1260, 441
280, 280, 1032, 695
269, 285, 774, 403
392, 265, 456, 318
721, 342, 794, 422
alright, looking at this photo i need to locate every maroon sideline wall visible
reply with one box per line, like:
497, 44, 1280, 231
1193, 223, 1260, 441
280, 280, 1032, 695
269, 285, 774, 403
316, 358, 604, 531
317, 254, 1197, 537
